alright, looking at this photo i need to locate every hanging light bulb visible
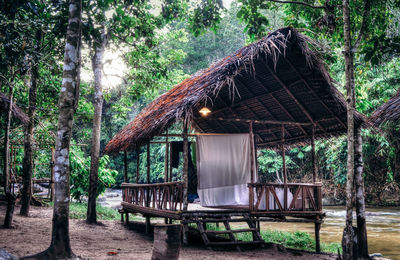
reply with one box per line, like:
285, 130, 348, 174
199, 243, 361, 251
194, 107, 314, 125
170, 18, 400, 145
199, 107, 211, 117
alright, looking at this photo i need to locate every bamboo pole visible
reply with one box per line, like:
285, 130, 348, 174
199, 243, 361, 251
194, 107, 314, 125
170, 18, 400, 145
311, 126, 317, 183
182, 121, 189, 245
146, 142, 151, 234
124, 151, 128, 183
249, 122, 255, 183
164, 130, 169, 183
281, 125, 287, 210
146, 143, 150, 184
182, 122, 189, 211
136, 146, 140, 184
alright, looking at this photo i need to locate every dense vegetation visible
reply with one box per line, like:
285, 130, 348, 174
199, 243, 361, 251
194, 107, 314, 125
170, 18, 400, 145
0, 0, 399, 257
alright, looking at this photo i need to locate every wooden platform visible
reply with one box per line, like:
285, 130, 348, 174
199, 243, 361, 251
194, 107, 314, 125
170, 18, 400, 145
120, 182, 324, 251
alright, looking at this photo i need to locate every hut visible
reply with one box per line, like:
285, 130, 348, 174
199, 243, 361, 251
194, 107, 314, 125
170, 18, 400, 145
370, 90, 400, 126
0, 91, 29, 125
105, 27, 365, 251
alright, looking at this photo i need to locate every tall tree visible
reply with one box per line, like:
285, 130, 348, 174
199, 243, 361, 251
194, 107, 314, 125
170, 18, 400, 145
26, 0, 82, 258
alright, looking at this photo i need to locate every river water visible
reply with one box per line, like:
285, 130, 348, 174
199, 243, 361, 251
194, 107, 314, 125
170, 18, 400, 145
99, 190, 400, 259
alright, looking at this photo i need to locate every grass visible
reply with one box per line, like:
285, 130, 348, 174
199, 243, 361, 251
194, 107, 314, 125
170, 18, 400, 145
202, 223, 341, 253
69, 202, 121, 220
48, 202, 121, 220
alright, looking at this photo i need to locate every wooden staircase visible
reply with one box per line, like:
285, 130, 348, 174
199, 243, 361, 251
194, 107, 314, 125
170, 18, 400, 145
185, 213, 264, 250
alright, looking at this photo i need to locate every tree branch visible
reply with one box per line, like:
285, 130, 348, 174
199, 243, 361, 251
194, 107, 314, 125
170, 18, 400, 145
353, 0, 371, 52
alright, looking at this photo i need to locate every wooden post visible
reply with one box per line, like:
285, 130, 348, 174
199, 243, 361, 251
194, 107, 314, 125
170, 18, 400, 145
311, 126, 317, 183
146, 142, 151, 234
50, 148, 55, 201
124, 151, 128, 183
249, 122, 255, 183
169, 144, 173, 182
147, 142, 150, 184
164, 131, 169, 224
182, 122, 189, 211
151, 224, 182, 260
136, 146, 140, 184
315, 221, 321, 253
164, 130, 169, 183
281, 125, 287, 210
182, 121, 189, 245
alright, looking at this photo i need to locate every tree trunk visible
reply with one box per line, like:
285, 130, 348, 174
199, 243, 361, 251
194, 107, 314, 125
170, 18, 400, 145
24, 0, 82, 258
342, 0, 355, 259
354, 127, 369, 258
87, 27, 107, 224
20, 29, 42, 216
3, 70, 16, 228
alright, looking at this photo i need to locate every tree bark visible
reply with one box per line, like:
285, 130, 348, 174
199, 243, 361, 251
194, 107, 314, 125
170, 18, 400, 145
24, 0, 82, 258
86, 27, 107, 224
3, 69, 16, 228
354, 127, 369, 258
20, 29, 42, 217
342, 0, 355, 259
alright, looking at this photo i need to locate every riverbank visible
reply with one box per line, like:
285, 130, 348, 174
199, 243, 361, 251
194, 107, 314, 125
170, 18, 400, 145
0, 204, 338, 259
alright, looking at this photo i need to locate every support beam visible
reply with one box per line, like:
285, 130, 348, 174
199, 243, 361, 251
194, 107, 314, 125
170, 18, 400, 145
164, 130, 169, 183
146, 142, 151, 234
249, 122, 255, 184
124, 151, 128, 183
147, 143, 150, 184
136, 146, 140, 184
209, 117, 312, 126
315, 222, 321, 253
311, 127, 317, 183
182, 121, 189, 245
182, 122, 189, 211
281, 125, 287, 211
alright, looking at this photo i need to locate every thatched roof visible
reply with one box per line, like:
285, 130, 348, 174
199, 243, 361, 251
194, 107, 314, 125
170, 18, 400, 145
0, 92, 29, 125
105, 27, 365, 154
370, 90, 400, 126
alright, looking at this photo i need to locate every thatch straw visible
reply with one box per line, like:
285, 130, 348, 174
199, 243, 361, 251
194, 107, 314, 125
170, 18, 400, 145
370, 90, 400, 126
105, 27, 365, 154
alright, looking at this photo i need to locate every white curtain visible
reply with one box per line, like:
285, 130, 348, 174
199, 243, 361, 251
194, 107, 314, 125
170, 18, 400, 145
196, 134, 255, 207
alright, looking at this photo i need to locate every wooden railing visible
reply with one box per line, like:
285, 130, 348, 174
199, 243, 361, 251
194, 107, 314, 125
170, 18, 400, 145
248, 182, 322, 213
122, 182, 184, 211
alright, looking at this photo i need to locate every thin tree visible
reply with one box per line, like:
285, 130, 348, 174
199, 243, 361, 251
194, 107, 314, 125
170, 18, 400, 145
87, 25, 108, 224
24, 0, 82, 258
2, 67, 17, 228
20, 28, 42, 216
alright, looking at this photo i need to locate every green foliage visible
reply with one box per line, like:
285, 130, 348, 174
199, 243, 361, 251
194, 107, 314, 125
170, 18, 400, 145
70, 147, 118, 202
68, 202, 120, 220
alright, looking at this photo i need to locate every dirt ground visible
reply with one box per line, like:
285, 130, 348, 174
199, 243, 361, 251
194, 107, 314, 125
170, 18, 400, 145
0, 204, 337, 260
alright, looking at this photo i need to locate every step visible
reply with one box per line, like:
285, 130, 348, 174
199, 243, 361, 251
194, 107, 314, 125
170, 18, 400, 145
186, 218, 251, 223
208, 241, 265, 246
204, 228, 257, 234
